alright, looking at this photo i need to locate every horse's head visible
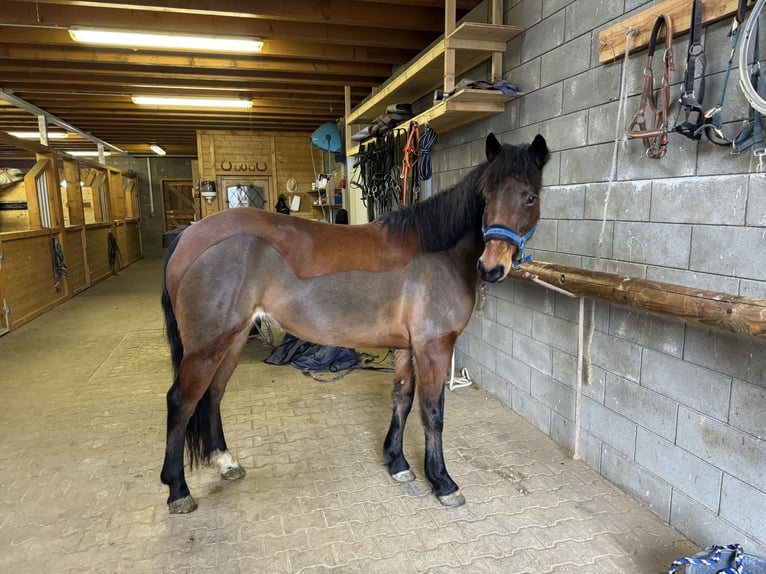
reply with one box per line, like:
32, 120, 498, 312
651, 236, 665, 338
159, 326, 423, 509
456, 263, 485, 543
477, 133, 549, 283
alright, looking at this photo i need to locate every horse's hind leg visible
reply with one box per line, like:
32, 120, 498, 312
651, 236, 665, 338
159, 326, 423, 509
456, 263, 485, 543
414, 333, 465, 507
383, 350, 416, 482
207, 331, 249, 481
161, 353, 219, 514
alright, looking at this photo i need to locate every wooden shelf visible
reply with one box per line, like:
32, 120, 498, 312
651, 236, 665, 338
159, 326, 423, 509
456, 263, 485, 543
346, 22, 522, 126
347, 88, 519, 157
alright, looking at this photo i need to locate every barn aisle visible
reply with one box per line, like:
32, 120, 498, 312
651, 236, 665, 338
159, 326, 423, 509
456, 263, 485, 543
0, 258, 698, 573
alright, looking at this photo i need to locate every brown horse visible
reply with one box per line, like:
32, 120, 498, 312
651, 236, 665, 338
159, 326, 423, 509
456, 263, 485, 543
160, 132, 550, 513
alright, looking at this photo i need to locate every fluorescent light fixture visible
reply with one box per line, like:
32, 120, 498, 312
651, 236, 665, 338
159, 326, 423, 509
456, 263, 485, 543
69, 28, 263, 52
132, 95, 252, 108
9, 131, 69, 139
150, 144, 166, 156
68, 150, 112, 157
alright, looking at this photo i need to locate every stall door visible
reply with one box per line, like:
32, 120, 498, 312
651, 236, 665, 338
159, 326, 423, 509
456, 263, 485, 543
161, 179, 195, 231
0, 238, 7, 336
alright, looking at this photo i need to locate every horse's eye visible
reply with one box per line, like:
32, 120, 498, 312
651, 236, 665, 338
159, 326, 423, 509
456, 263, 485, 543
527, 194, 538, 206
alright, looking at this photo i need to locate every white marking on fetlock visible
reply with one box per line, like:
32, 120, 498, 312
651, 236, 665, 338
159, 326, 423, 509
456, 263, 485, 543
211, 450, 246, 480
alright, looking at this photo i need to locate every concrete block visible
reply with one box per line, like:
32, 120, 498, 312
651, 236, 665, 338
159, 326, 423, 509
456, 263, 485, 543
646, 266, 740, 295
540, 111, 589, 152
521, 9, 565, 63
480, 370, 512, 406
528, 218, 557, 251
612, 222, 692, 268
469, 336, 497, 374
534, 250, 583, 267
553, 290, 581, 322
541, 34, 591, 86
617, 136, 697, 181
496, 348, 531, 393
605, 374, 678, 441
496, 297, 532, 335
509, 57, 541, 94
541, 184, 585, 219
608, 306, 684, 357
746, 174, 766, 227
482, 317, 514, 353
513, 332, 552, 376
587, 100, 619, 145
690, 225, 766, 281
651, 176, 748, 225
519, 82, 563, 127
601, 445, 671, 521
551, 348, 577, 387
560, 142, 615, 184
507, 0, 542, 30
511, 386, 551, 434
677, 406, 766, 493
486, 276, 514, 302
550, 411, 575, 453
532, 309, 579, 355
720, 475, 766, 547
729, 379, 766, 439
514, 278, 555, 313
684, 324, 766, 386
563, 65, 621, 113
581, 256, 648, 278
670, 491, 766, 557
531, 369, 575, 420
580, 395, 637, 458
576, 428, 603, 471
635, 427, 722, 511
564, 0, 622, 43
739, 279, 766, 299
641, 349, 731, 421
584, 180, 652, 222
557, 219, 613, 258
590, 330, 642, 382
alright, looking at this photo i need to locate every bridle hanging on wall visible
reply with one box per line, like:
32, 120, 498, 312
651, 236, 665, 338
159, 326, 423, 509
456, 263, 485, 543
673, 0, 706, 140
626, 14, 674, 159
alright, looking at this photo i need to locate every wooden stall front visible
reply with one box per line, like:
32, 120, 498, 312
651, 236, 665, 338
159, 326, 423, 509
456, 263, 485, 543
0, 133, 142, 334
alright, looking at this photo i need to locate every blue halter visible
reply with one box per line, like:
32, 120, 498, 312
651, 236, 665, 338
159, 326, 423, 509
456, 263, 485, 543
482, 219, 538, 267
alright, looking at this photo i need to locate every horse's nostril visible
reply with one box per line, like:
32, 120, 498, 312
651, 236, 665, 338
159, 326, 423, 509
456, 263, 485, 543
478, 262, 505, 283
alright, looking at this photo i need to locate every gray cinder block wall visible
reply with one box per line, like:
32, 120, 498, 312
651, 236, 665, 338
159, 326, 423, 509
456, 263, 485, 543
439, 0, 766, 555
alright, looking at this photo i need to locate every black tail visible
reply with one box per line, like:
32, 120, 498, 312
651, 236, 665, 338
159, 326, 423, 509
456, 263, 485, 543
162, 236, 212, 468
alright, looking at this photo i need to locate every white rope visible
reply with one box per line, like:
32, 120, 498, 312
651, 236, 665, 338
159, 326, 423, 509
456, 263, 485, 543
739, 0, 766, 114
448, 350, 472, 391
575, 27, 638, 456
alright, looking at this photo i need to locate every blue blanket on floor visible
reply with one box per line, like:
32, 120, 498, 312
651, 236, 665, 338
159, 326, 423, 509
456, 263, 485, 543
265, 333, 358, 372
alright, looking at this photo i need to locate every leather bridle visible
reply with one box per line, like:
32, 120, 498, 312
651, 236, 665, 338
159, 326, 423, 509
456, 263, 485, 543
626, 15, 675, 160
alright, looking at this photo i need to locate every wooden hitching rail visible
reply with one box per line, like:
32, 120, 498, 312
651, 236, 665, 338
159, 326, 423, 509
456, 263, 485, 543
519, 261, 766, 339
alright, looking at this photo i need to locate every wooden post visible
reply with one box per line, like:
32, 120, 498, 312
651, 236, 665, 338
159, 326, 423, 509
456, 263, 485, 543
518, 261, 766, 339
444, 0, 457, 92
63, 160, 84, 226
490, 0, 503, 81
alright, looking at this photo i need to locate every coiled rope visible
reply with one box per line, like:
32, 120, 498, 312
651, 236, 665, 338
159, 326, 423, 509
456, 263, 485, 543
418, 125, 438, 181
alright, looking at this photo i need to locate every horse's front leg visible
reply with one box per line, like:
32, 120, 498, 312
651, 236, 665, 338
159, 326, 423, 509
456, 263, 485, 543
383, 350, 416, 482
414, 333, 465, 507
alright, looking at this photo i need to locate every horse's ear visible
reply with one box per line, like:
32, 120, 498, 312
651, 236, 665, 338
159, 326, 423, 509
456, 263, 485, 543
529, 134, 550, 170
485, 132, 503, 161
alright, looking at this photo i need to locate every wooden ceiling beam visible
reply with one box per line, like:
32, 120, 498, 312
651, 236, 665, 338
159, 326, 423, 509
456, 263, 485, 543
1, 2, 436, 49
0, 28, 417, 66
0, 45, 394, 78
9, 0, 447, 32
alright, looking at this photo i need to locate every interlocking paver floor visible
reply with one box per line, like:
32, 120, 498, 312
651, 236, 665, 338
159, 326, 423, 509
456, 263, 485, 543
0, 259, 699, 573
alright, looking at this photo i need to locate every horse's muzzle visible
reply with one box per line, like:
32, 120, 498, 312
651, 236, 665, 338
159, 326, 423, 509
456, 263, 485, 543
477, 260, 506, 283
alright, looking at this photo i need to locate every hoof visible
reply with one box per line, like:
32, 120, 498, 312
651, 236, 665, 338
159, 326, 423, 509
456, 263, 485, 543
221, 465, 246, 481
168, 495, 198, 514
391, 469, 416, 483
438, 490, 465, 507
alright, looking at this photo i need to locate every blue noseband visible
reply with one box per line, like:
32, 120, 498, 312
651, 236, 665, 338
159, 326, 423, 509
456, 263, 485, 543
482, 220, 538, 267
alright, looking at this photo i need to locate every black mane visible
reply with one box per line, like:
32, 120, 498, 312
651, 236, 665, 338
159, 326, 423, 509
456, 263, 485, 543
381, 140, 541, 253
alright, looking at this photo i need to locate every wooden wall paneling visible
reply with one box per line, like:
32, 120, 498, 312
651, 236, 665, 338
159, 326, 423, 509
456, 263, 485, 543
114, 221, 127, 270
23, 159, 47, 229
62, 160, 85, 226
109, 170, 125, 220
0, 181, 30, 232
1, 232, 65, 329
41, 153, 63, 230
0, 235, 6, 335
63, 227, 87, 294
85, 224, 113, 284
125, 220, 142, 263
